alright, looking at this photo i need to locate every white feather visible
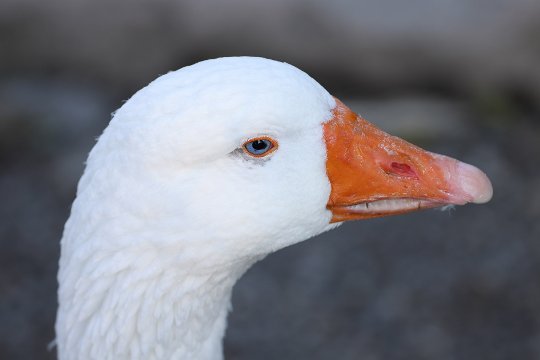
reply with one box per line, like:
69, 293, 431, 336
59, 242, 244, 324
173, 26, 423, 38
56, 57, 339, 360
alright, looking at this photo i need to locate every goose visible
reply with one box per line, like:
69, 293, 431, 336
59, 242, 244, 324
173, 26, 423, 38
55, 56, 493, 360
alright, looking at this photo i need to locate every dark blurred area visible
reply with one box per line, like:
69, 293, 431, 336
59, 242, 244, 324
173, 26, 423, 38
1, 0, 539, 359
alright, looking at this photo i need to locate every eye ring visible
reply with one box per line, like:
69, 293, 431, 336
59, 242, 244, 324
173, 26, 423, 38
242, 136, 278, 158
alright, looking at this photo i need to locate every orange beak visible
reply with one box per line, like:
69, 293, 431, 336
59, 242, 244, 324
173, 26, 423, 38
324, 98, 493, 223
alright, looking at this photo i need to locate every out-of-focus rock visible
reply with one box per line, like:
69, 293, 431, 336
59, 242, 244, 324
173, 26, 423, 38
0, 80, 111, 192
347, 97, 469, 141
1, 0, 540, 103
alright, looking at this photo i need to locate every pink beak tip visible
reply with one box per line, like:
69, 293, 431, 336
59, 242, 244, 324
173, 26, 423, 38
456, 162, 493, 204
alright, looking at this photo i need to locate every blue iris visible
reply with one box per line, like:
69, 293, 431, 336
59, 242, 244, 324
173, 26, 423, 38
245, 139, 273, 156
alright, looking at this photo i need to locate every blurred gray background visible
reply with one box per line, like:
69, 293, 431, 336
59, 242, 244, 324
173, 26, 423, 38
1, 0, 539, 359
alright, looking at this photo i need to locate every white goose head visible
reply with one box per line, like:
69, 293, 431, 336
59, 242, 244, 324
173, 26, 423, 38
56, 57, 492, 359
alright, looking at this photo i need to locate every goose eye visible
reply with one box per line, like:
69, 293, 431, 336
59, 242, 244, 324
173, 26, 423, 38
242, 137, 278, 157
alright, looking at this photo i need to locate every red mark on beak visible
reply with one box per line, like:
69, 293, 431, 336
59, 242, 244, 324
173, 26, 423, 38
390, 162, 418, 179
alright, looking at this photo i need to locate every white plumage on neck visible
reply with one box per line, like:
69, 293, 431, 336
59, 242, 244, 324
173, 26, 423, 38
56, 57, 337, 359
59, 241, 253, 359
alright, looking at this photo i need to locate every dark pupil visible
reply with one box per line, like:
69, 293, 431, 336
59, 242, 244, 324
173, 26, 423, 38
252, 140, 268, 151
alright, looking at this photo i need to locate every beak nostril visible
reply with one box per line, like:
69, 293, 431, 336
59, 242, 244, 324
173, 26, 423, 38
388, 162, 418, 179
